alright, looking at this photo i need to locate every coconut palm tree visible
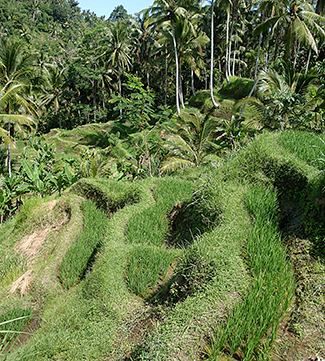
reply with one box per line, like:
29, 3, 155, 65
158, 12, 209, 108
161, 109, 218, 172
210, 0, 220, 108
103, 20, 132, 99
0, 39, 36, 176
145, 0, 188, 115
239, 64, 317, 129
255, 0, 325, 63
0, 83, 36, 176
39, 64, 66, 129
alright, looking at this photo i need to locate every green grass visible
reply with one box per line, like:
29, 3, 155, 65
208, 186, 295, 360
126, 245, 177, 298
70, 178, 140, 215
126, 178, 195, 246
3, 130, 325, 361
0, 307, 32, 354
59, 200, 107, 289
279, 130, 325, 170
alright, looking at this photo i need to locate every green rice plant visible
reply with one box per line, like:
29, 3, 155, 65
0, 308, 32, 354
279, 130, 325, 169
244, 184, 279, 226
211, 185, 295, 360
59, 200, 107, 289
126, 178, 195, 246
126, 245, 176, 299
0, 250, 21, 281
70, 178, 140, 215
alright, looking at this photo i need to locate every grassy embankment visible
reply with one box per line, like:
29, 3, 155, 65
1, 89, 325, 359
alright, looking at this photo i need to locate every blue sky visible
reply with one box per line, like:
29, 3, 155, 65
77, 0, 154, 18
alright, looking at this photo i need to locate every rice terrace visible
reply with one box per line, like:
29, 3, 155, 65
1, 0, 325, 360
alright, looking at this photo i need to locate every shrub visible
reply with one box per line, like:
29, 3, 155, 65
219, 76, 254, 100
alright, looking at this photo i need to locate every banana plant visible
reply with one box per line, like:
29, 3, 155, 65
20, 159, 47, 195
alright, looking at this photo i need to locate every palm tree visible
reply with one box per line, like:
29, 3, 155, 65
255, 0, 325, 63
161, 109, 218, 172
39, 64, 66, 129
158, 12, 209, 108
0, 39, 36, 176
0, 40, 34, 86
239, 65, 317, 129
210, 0, 220, 108
103, 20, 132, 100
101, 20, 132, 118
0, 83, 36, 176
145, 0, 187, 115
132, 13, 160, 89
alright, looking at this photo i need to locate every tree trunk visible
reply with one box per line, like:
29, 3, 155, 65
239, 33, 262, 119
293, 42, 300, 69
178, 62, 185, 109
232, 41, 236, 76
164, 48, 168, 108
118, 61, 122, 119
210, 0, 219, 108
171, 21, 180, 115
6, 123, 11, 177
146, 63, 150, 89
191, 68, 196, 97
305, 47, 312, 75
225, 11, 231, 85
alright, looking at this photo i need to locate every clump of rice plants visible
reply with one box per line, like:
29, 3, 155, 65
71, 178, 140, 215
279, 130, 325, 170
208, 185, 295, 360
59, 200, 107, 289
126, 245, 176, 299
126, 178, 195, 246
0, 307, 32, 354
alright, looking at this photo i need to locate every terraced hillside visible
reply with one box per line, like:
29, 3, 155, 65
1, 131, 325, 360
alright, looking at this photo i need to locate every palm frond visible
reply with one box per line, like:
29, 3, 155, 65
160, 157, 195, 173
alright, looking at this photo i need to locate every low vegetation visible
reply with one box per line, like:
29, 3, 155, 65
0, 126, 324, 360
59, 200, 107, 289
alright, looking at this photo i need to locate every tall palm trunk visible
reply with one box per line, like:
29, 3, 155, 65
146, 63, 150, 89
164, 46, 168, 107
178, 62, 185, 109
232, 41, 236, 76
118, 61, 122, 119
191, 68, 196, 97
293, 42, 300, 69
210, 0, 219, 108
6, 123, 11, 177
228, 2, 238, 78
171, 20, 181, 115
225, 11, 231, 85
239, 34, 262, 119
305, 47, 312, 75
